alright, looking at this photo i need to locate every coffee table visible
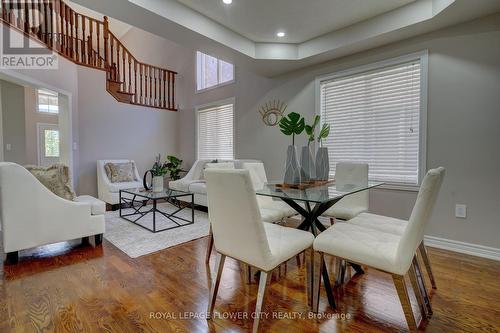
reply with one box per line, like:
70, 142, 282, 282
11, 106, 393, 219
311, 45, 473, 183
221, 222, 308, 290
119, 188, 194, 233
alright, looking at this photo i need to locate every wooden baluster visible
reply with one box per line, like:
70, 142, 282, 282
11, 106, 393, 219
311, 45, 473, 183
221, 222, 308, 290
54, 0, 59, 50
9, 0, 14, 24
144, 65, 147, 104
158, 70, 162, 108
127, 53, 132, 93
59, 0, 64, 52
1, 0, 6, 21
122, 48, 126, 91
153, 68, 156, 106
167, 72, 171, 109
96, 22, 102, 67
37, 0, 42, 40
163, 71, 166, 108
64, 5, 69, 55
88, 19, 93, 65
74, 14, 79, 62
140, 64, 143, 104
134, 61, 138, 103
171, 73, 175, 110
81, 17, 86, 64
99, 19, 105, 68
70, 9, 75, 59
109, 37, 114, 77
44, 0, 49, 44
116, 41, 120, 82
16, 0, 21, 28
49, 0, 54, 48
149, 66, 152, 106
24, 0, 29, 33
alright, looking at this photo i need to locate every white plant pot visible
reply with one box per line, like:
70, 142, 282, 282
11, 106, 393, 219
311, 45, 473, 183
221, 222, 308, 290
152, 176, 164, 193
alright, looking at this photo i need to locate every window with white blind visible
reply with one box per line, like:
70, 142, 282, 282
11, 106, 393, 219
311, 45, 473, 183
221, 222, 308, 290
196, 51, 234, 91
197, 100, 234, 160
318, 53, 427, 186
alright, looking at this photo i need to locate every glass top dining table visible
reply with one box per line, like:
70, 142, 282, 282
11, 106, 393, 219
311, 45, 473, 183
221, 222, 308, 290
256, 181, 383, 204
256, 180, 383, 309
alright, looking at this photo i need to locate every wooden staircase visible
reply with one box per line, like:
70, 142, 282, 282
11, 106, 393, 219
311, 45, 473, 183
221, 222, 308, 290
0, 0, 177, 111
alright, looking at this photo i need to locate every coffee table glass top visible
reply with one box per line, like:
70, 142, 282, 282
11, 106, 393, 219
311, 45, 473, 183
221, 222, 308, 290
120, 188, 192, 200
256, 181, 383, 204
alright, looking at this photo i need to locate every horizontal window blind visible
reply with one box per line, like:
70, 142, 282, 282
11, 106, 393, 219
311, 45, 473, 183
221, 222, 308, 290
320, 60, 421, 185
198, 103, 234, 160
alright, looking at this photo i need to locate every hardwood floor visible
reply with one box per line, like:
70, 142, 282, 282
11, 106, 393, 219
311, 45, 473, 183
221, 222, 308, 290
1, 225, 499, 333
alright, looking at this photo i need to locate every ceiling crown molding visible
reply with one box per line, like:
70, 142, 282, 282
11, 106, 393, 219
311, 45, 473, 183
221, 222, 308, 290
128, 0, 455, 60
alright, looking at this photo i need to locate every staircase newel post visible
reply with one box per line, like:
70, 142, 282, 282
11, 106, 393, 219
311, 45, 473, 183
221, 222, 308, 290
103, 15, 109, 72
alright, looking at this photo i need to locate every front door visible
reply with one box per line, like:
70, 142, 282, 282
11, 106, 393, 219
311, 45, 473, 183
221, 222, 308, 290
37, 123, 60, 167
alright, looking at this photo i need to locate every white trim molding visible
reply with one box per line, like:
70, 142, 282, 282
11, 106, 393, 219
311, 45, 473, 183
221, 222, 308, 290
424, 235, 500, 261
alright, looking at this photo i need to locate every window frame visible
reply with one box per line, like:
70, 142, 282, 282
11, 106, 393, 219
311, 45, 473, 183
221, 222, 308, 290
314, 51, 428, 191
36, 88, 59, 115
195, 97, 236, 160
195, 51, 235, 93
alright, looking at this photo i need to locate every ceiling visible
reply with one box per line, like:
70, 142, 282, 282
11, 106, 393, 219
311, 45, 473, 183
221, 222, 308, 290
73, 0, 500, 76
177, 0, 416, 43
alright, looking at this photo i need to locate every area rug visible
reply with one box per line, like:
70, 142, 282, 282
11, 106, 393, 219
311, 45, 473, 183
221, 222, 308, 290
104, 202, 210, 258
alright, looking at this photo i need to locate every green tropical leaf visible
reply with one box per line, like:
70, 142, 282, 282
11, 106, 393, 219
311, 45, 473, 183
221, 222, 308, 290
279, 112, 305, 145
318, 123, 331, 143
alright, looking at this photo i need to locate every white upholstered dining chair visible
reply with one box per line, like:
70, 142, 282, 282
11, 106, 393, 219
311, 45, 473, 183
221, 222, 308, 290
322, 162, 369, 223
204, 169, 314, 333
312, 167, 445, 332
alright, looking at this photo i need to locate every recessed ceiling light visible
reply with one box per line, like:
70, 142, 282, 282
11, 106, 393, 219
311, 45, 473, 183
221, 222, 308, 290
276, 31, 286, 38
222, 0, 232, 4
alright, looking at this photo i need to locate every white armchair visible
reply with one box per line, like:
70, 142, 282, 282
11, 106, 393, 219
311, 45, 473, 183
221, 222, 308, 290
0, 163, 105, 264
97, 159, 142, 208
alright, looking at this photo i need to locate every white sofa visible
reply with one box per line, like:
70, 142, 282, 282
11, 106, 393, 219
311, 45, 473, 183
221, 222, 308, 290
97, 159, 143, 207
0, 162, 105, 264
169, 159, 259, 207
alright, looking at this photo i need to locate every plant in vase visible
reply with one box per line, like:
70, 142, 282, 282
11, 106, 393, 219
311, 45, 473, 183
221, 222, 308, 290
279, 112, 305, 184
150, 154, 168, 192
302, 115, 320, 182
315, 122, 331, 181
165, 155, 186, 181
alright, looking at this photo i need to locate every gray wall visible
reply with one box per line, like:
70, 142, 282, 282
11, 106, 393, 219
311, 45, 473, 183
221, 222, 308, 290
1, 80, 26, 164
179, 14, 500, 249
76, 66, 179, 195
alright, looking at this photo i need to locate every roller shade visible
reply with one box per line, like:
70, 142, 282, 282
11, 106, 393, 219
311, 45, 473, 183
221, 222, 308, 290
198, 103, 234, 159
320, 60, 421, 185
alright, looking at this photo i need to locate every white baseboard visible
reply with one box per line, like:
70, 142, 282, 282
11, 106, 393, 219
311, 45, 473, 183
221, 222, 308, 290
424, 235, 500, 261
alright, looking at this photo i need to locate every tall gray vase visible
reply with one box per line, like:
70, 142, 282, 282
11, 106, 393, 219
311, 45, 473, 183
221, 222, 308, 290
315, 147, 329, 181
284, 145, 300, 184
300, 145, 316, 182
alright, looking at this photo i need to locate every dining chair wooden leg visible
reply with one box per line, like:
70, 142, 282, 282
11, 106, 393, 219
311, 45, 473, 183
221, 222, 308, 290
306, 248, 313, 307
205, 226, 214, 264
253, 271, 269, 333
312, 252, 324, 313
245, 264, 253, 284
392, 274, 418, 333
419, 241, 437, 289
296, 253, 302, 267
413, 256, 433, 316
207, 253, 226, 319
409, 261, 428, 320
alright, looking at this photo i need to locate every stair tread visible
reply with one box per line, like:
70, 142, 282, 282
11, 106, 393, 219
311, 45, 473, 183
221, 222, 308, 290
116, 90, 135, 95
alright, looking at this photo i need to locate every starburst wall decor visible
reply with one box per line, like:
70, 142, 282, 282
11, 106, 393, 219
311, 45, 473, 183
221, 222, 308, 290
258, 99, 287, 126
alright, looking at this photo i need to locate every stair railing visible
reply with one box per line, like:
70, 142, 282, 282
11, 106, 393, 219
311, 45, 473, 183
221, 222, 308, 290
0, 0, 177, 111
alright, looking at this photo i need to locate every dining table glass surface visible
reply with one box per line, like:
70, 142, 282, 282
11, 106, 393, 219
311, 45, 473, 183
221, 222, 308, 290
255, 181, 384, 204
